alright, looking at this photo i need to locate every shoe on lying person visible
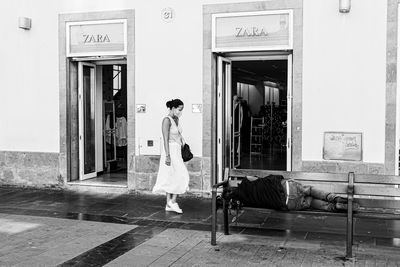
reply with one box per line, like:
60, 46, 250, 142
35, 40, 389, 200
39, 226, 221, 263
165, 201, 183, 214
333, 196, 348, 204
326, 193, 348, 204
335, 202, 360, 211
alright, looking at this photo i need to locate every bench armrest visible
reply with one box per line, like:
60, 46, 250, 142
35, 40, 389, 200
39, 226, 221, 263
212, 180, 228, 190
212, 167, 231, 192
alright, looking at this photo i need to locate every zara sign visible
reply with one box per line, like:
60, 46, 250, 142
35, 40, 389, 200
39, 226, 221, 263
66, 19, 127, 57
212, 10, 293, 52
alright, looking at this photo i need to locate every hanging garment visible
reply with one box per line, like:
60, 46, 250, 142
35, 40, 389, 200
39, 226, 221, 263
233, 102, 243, 132
115, 116, 127, 147
105, 114, 112, 144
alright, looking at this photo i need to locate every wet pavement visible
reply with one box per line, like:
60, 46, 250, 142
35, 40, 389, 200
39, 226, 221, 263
1, 186, 400, 266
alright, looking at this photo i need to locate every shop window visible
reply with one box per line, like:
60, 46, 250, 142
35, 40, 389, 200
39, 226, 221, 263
113, 65, 122, 96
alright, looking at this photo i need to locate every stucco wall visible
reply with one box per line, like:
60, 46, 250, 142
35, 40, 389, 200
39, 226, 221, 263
0, 1, 60, 152
0, 0, 394, 188
0, 0, 268, 155
302, 0, 387, 164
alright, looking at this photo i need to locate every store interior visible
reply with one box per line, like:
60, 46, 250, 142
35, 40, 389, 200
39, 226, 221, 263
231, 60, 288, 170
101, 64, 127, 180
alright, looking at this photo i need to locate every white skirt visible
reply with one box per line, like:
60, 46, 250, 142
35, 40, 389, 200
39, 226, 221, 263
152, 142, 189, 195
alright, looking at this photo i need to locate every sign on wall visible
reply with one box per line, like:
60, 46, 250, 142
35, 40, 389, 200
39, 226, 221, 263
66, 19, 127, 57
212, 10, 293, 52
323, 132, 363, 161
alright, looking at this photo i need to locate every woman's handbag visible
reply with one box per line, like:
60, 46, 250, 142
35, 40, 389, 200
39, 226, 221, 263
181, 144, 193, 162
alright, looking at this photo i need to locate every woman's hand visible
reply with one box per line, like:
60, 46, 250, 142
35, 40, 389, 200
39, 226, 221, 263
165, 155, 171, 166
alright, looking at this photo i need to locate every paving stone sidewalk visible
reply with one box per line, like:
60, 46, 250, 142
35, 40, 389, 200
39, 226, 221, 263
0, 213, 136, 266
2, 188, 400, 266
106, 228, 400, 267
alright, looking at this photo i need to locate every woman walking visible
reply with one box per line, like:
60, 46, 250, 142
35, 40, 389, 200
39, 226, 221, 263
152, 99, 189, 213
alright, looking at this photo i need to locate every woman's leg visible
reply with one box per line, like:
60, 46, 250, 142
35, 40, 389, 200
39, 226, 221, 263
166, 193, 172, 205
171, 194, 177, 203
169, 194, 182, 212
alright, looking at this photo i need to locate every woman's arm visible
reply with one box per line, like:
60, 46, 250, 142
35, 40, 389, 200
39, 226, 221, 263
162, 117, 171, 165
176, 119, 185, 145
180, 135, 186, 145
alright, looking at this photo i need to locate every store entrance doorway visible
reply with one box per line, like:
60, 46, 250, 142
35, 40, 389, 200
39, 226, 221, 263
76, 61, 127, 185
216, 54, 292, 181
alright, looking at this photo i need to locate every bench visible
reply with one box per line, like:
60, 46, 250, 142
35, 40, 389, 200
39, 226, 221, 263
211, 168, 400, 258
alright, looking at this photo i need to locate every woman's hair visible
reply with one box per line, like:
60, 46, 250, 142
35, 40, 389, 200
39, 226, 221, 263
166, 99, 184, 109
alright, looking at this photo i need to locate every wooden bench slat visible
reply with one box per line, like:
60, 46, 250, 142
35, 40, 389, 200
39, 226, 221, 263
356, 198, 400, 209
236, 206, 347, 217
229, 169, 348, 182
355, 174, 400, 184
354, 213, 400, 220
354, 184, 400, 197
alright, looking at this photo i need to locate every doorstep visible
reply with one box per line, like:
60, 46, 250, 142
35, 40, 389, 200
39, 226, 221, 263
66, 181, 129, 194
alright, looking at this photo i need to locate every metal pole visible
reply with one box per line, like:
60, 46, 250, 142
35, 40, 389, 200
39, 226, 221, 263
211, 188, 217, 245
346, 172, 355, 259
223, 198, 229, 235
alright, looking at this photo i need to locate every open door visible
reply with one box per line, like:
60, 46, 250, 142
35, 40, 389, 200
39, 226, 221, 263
286, 55, 292, 171
217, 56, 232, 182
78, 62, 97, 180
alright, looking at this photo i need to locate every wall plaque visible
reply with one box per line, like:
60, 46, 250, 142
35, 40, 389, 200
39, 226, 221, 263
192, 104, 202, 113
212, 10, 293, 52
66, 19, 127, 57
323, 132, 363, 161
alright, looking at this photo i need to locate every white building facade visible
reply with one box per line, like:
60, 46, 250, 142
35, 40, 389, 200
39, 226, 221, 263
0, 0, 397, 195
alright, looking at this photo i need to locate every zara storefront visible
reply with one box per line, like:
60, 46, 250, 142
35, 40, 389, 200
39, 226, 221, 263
59, 10, 134, 190
205, 0, 396, 186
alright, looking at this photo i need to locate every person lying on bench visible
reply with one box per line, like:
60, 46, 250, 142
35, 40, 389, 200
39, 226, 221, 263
223, 175, 359, 212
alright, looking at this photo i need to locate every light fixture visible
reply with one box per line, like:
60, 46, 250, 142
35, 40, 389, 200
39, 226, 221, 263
339, 0, 351, 13
18, 17, 32, 30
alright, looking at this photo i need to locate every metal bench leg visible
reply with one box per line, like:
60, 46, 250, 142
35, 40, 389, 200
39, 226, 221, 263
346, 197, 354, 259
211, 189, 217, 246
223, 198, 229, 235
346, 172, 354, 259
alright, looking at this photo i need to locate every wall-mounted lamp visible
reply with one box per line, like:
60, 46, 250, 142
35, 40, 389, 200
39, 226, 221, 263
339, 0, 351, 13
18, 17, 32, 30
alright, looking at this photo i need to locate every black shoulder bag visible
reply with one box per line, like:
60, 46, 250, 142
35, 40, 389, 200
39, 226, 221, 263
181, 144, 193, 162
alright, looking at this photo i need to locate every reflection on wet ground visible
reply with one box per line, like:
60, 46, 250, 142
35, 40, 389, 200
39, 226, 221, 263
2, 186, 400, 255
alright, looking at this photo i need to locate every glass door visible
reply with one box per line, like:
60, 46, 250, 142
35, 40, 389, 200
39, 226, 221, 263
78, 62, 97, 180
286, 55, 292, 171
217, 56, 232, 182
